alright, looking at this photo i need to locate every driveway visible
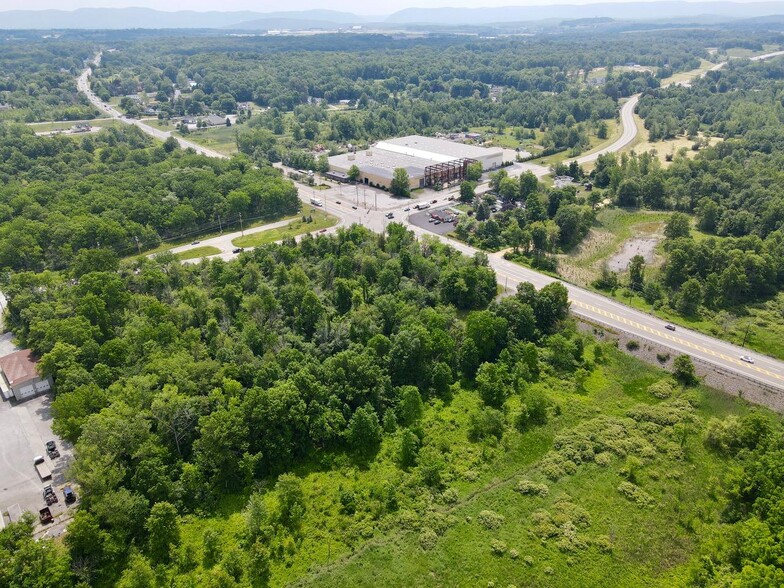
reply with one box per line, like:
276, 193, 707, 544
0, 394, 75, 534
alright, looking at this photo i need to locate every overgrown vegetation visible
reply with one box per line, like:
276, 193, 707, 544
0, 123, 299, 270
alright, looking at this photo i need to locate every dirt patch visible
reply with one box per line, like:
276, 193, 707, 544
606, 236, 660, 272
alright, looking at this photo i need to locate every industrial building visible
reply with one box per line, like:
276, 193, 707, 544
0, 349, 53, 402
328, 135, 504, 190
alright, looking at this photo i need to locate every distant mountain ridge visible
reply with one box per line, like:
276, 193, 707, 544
2, 2, 784, 30
0, 8, 375, 30
386, 2, 784, 24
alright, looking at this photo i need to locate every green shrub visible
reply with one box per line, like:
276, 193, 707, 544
419, 528, 438, 550
648, 379, 676, 399
490, 539, 508, 555
477, 510, 505, 530
516, 479, 549, 497
617, 481, 655, 506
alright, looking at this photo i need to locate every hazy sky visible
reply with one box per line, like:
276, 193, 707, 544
0, 0, 766, 13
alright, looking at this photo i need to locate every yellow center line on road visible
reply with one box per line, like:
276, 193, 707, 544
570, 300, 784, 382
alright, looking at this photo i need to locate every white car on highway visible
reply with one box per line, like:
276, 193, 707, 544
740, 355, 755, 364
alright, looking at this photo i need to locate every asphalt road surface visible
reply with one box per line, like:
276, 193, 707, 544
0, 395, 74, 535
74, 52, 784, 393
407, 206, 461, 235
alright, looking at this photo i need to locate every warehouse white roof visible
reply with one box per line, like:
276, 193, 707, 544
378, 135, 502, 161
328, 134, 502, 179
329, 149, 429, 178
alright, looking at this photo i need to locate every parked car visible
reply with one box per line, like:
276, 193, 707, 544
191, 240, 200, 245
318, 228, 327, 233
434, 220, 441, 225
63, 486, 76, 505
385, 212, 394, 219
740, 355, 755, 364
335, 200, 341, 204
403, 207, 410, 212
665, 324, 676, 331
39, 507, 53, 525
43, 485, 58, 505
232, 247, 244, 254
46, 441, 59, 459
352, 205, 358, 209
431, 199, 438, 204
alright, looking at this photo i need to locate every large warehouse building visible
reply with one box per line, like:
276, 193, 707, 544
328, 135, 504, 190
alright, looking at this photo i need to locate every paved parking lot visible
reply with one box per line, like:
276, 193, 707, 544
408, 206, 462, 236
0, 394, 75, 535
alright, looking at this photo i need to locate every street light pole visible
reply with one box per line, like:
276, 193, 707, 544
239, 212, 244, 236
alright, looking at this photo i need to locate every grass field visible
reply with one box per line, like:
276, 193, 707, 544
621, 113, 720, 166
659, 59, 717, 86
175, 245, 221, 261
556, 209, 671, 287
724, 44, 781, 58
175, 125, 239, 156
536, 119, 621, 167
231, 211, 338, 248
169, 343, 757, 587
27, 119, 125, 133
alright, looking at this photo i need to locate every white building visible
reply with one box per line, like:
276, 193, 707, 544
328, 135, 504, 190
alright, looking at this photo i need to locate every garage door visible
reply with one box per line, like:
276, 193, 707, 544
34, 380, 51, 393
16, 384, 35, 399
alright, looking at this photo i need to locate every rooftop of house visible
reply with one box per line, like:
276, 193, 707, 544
0, 349, 40, 386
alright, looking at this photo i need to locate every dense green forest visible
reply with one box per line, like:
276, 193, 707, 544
88, 31, 710, 167
1, 218, 782, 587
0, 39, 98, 122
0, 123, 299, 270
587, 59, 784, 322
90, 33, 708, 110
3, 29, 784, 588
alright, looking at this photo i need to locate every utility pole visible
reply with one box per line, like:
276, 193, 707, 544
134, 236, 141, 256
217, 214, 222, 234
239, 212, 244, 236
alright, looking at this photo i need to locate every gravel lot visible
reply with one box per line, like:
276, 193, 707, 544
0, 394, 75, 535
